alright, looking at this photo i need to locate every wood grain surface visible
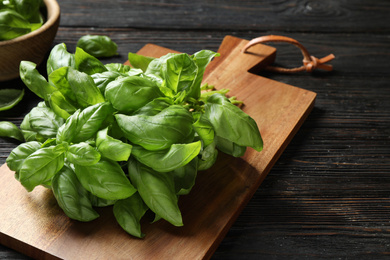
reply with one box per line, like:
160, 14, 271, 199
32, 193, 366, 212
1, 0, 389, 259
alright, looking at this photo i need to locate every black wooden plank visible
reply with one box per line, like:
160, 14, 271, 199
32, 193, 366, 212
57, 0, 390, 33
213, 224, 390, 259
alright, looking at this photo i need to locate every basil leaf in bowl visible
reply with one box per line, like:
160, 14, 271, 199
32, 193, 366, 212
0, 88, 24, 111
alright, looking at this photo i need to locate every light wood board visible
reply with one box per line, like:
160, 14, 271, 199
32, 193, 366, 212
0, 35, 316, 260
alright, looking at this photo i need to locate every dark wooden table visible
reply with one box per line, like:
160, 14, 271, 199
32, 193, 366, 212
1, 0, 390, 259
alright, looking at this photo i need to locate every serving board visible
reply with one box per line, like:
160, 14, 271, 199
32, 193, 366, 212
0, 35, 316, 260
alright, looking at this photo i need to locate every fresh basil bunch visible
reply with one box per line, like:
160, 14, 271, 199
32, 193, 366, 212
0, 0, 44, 41
2, 43, 263, 238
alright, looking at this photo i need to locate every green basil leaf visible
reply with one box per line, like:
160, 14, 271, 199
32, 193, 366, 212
50, 66, 104, 110
173, 157, 198, 195
162, 53, 198, 95
76, 35, 118, 58
48, 67, 78, 107
29, 22, 42, 32
68, 68, 105, 107
132, 97, 173, 116
145, 53, 175, 79
47, 43, 76, 76
18, 128, 40, 142
113, 193, 148, 238
67, 67, 105, 108
20, 105, 64, 139
128, 52, 155, 73
57, 102, 113, 144
96, 127, 132, 162
13, 0, 42, 20
73, 159, 137, 201
127, 68, 144, 77
188, 50, 220, 99
20, 131, 39, 142
41, 137, 56, 148
128, 158, 183, 227
0, 9, 31, 40
216, 135, 247, 157
131, 141, 201, 173
0, 88, 24, 111
105, 76, 164, 114
192, 112, 214, 147
152, 214, 162, 224
197, 139, 218, 171
18, 143, 66, 191
6, 141, 42, 172
204, 93, 263, 151
56, 109, 80, 143
66, 142, 101, 166
48, 90, 77, 119
0, 121, 24, 141
26, 11, 43, 29
75, 47, 108, 75
115, 105, 195, 151
105, 63, 130, 73
19, 61, 57, 101
52, 165, 99, 222
19, 105, 44, 142
91, 71, 123, 94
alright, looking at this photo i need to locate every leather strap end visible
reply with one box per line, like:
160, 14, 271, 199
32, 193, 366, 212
242, 35, 335, 74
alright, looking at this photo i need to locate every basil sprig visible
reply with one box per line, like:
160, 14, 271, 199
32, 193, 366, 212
1, 43, 263, 238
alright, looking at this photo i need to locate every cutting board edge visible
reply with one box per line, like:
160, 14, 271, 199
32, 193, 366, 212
0, 220, 61, 260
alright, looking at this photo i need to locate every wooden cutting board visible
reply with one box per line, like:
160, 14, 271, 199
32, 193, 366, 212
0, 35, 316, 260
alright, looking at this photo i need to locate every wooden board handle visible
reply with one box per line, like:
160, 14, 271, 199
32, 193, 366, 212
242, 35, 335, 73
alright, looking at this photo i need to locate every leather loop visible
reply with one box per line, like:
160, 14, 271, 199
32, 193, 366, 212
242, 35, 335, 73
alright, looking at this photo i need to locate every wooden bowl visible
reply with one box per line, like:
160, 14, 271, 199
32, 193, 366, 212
0, 0, 60, 81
